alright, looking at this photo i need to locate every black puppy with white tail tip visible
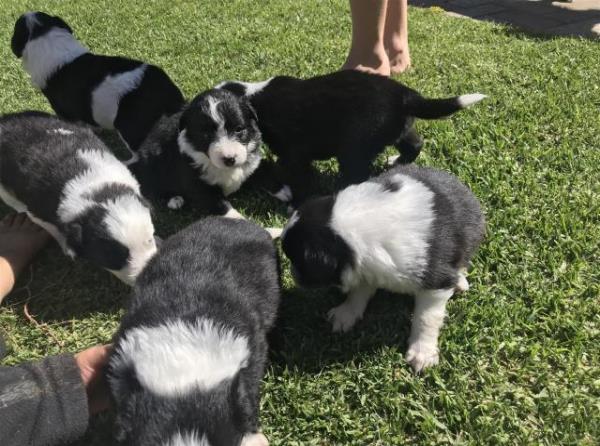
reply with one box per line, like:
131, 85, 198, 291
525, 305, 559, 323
281, 164, 485, 372
0, 112, 157, 285
11, 11, 184, 162
218, 71, 486, 204
107, 217, 280, 446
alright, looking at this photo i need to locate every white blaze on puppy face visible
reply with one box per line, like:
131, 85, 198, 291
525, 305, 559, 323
103, 195, 156, 285
206, 97, 248, 169
115, 318, 250, 396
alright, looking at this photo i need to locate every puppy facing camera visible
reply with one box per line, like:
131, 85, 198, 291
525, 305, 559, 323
281, 164, 485, 372
131, 88, 263, 218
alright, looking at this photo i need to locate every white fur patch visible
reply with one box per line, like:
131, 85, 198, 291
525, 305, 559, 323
272, 185, 292, 202
178, 130, 260, 196
115, 318, 250, 396
21, 27, 88, 89
241, 433, 269, 446
215, 78, 273, 97
265, 227, 283, 239
91, 64, 147, 129
165, 432, 210, 446
330, 174, 435, 293
103, 195, 156, 284
457, 93, 487, 108
57, 149, 141, 223
224, 207, 244, 219
49, 128, 74, 135
167, 196, 185, 210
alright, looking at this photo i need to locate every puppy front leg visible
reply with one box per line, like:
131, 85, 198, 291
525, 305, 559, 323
406, 288, 454, 373
328, 284, 377, 333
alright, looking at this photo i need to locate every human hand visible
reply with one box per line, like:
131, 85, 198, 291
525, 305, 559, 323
75, 344, 112, 415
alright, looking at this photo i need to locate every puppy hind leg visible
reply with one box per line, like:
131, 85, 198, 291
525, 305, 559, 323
405, 288, 453, 373
393, 127, 423, 164
337, 152, 375, 187
328, 284, 377, 333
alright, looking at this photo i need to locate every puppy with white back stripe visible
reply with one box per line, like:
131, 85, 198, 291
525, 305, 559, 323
0, 112, 157, 285
130, 88, 262, 220
11, 11, 184, 161
281, 164, 485, 372
108, 217, 280, 446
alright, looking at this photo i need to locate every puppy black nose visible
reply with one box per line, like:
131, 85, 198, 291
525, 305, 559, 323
223, 156, 236, 166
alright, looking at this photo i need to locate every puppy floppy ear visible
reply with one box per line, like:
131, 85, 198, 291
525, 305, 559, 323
63, 222, 83, 256
50, 15, 73, 34
11, 16, 30, 58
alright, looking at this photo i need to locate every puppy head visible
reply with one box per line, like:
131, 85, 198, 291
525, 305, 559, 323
11, 12, 73, 58
281, 196, 354, 288
108, 318, 259, 445
178, 89, 261, 170
65, 195, 156, 285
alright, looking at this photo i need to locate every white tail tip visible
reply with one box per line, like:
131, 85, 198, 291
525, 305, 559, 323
457, 93, 487, 108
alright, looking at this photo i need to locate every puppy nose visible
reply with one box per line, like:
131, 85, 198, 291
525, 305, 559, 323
223, 156, 236, 167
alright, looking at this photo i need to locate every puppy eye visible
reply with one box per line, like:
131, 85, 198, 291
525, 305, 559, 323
234, 126, 245, 134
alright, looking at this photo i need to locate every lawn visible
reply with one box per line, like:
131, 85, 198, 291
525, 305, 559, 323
1, 1, 599, 445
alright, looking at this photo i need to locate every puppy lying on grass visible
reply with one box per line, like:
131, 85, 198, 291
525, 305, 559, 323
281, 164, 485, 372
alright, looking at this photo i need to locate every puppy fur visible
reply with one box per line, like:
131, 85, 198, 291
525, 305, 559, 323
130, 88, 262, 218
11, 11, 184, 160
107, 217, 280, 446
0, 111, 156, 285
218, 71, 485, 203
281, 164, 485, 372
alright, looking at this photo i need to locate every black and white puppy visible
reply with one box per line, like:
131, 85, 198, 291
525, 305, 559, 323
0, 112, 157, 285
11, 11, 184, 161
281, 164, 485, 372
107, 217, 280, 446
130, 88, 262, 219
218, 71, 486, 203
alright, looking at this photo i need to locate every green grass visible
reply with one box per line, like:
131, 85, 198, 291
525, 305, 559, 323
1, 1, 599, 444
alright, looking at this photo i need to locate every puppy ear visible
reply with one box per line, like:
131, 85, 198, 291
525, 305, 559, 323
51, 15, 73, 34
64, 222, 83, 254
246, 102, 259, 123
11, 16, 30, 58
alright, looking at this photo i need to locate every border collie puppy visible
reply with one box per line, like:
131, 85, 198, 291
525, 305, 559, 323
218, 71, 486, 203
107, 217, 280, 446
130, 88, 262, 219
11, 11, 184, 161
281, 164, 485, 372
0, 112, 157, 285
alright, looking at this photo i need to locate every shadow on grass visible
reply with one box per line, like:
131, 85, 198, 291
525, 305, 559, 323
268, 286, 416, 374
411, 0, 600, 39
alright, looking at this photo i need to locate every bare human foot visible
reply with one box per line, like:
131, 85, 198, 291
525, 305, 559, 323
386, 36, 411, 74
342, 44, 391, 76
0, 213, 50, 302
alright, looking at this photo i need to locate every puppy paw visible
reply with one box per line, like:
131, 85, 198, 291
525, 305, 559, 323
272, 185, 293, 202
387, 154, 400, 166
224, 208, 245, 219
405, 342, 439, 373
455, 273, 469, 293
167, 196, 185, 210
265, 227, 283, 239
328, 304, 361, 333
241, 432, 268, 446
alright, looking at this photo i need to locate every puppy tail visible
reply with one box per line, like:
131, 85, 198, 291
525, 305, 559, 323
407, 93, 487, 119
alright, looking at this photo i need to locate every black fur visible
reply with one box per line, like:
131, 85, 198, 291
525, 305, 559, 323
220, 71, 482, 203
107, 218, 280, 446
0, 111, 150, 274
12, 12, 184, 153
130, 89, 262, 215
281, 196, 355, 288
